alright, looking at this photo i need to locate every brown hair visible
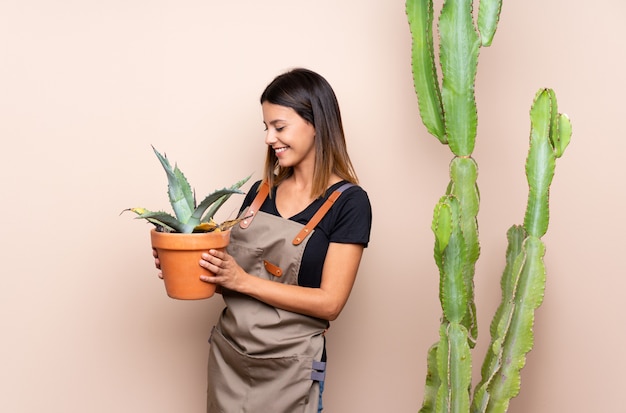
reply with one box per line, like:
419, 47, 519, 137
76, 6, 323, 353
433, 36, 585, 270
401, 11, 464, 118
260, 68, 359, 199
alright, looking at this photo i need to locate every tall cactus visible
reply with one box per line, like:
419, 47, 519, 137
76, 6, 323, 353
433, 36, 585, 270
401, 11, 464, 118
406, 1, 571, 412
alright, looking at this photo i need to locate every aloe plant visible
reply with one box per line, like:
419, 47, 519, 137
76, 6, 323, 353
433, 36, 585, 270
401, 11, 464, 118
406, 1, 571, 412
123, 146, 250, 234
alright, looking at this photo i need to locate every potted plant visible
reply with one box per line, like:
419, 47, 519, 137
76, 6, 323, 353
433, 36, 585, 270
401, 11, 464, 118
123, 146, 250, 300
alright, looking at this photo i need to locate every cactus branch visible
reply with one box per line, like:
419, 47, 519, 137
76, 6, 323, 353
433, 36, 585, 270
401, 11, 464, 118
407, 1, 571, 412
471, 225, 527, 413
448, 156, 480, 346
477, 0, 502, 46
437, 322, 472, 412
524, 89, 564, 238
420, 344, 442, 413
435, 195, 468, 324
406, 0, 446, 143
439, 0, 480, 156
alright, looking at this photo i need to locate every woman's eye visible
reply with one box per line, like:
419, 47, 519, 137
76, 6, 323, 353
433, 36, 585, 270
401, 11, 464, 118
275, 126, 285, 132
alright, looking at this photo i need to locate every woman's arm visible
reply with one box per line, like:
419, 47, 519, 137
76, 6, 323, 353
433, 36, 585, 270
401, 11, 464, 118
200, 242, 364, 321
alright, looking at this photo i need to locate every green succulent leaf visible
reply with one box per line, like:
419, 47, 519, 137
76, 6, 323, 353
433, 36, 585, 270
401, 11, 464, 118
152, 146, 195, 223
188, 186, 247, 230
124, 208, 184, 233
201, 175, 251, 223
125, 147, 249, 234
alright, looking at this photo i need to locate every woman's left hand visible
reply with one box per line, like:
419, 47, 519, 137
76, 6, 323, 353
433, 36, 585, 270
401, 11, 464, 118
199, 249, 247, 291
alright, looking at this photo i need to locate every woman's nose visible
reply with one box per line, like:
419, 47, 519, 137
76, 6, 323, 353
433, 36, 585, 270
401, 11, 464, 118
265, 130, 276, 145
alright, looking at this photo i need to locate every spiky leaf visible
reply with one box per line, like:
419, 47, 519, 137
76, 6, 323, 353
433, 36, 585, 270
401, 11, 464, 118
124, 208, 184, 233
187, 187, 247, 231
152, 146, 195, 223
201, 175, 251, 223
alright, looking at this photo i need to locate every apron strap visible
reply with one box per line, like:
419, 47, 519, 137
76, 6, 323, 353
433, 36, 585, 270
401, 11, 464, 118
239, 181, 270, 229
239, 181, 355, 245
311, 360, 327, 382
293, 183, 355, 245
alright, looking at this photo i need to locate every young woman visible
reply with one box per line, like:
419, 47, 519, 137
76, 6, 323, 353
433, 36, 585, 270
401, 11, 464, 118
157, 68, 372, 412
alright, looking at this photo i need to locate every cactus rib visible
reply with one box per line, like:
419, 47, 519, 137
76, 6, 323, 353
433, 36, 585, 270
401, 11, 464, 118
449, 156, 480, 346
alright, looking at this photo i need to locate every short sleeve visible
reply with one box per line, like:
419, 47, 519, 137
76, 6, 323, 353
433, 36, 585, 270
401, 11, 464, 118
327, 186, 372, 247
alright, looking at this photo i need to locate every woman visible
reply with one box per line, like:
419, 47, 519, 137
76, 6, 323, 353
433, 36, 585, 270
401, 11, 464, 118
158, 68, 372, 412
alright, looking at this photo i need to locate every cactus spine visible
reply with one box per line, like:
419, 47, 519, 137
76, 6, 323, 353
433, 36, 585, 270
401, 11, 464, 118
406, 1, 571, 412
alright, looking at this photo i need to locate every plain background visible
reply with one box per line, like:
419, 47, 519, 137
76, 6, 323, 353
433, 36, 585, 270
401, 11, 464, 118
1, 1, 624, 412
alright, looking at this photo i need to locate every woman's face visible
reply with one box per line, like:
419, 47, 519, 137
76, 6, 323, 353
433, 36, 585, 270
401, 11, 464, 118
262, 102, 316, 170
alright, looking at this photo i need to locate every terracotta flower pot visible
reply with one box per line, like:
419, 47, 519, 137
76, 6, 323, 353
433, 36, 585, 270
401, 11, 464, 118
150, 228, 231, 300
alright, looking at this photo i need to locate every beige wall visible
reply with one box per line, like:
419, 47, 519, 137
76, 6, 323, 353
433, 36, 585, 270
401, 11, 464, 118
2, 1, 624, 412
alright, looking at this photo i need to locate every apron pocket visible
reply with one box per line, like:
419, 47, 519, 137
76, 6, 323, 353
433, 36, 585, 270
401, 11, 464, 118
208, 327, 319, 413
225, 242, 265, 279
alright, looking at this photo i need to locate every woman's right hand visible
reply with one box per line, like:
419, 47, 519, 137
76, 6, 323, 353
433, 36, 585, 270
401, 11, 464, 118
152, 248, 163, 279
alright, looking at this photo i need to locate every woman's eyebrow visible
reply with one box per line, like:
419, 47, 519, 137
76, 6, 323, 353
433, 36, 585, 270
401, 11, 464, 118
265, 119, 285, 126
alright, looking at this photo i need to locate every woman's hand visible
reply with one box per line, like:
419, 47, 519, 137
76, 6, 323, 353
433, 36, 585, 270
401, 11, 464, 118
199, 249, 248, 291
198, 243, 363, 321
152, 248, 163, 279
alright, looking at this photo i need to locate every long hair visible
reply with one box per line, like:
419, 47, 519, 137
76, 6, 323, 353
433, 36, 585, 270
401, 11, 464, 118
260, 68, 359, 199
